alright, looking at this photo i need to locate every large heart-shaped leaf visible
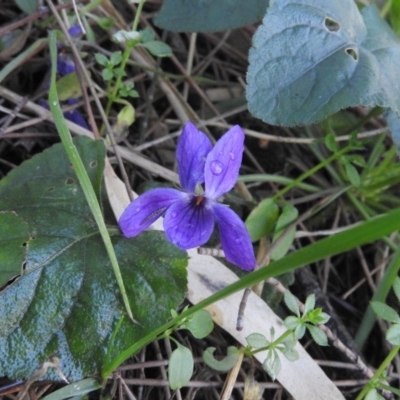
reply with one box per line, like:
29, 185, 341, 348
155, 0, 269, 32
0, 137, 187, 381
247, 0, 400, 126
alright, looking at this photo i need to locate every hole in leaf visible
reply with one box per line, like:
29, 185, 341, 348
69, 163, 74, 169
324, 17, 340, 32
47, 186, 55, 192
21, 242, 27, 247
89, 161, 98, 168
346, 48, 358, 61
65, 177, 75, 185
22, 261, 26, 271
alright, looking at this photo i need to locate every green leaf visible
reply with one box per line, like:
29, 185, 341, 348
42, 378, 101, 400
102, 68, 113, 81
155, 0, 270, 32
294, 324, 306, 340
14, 0, 36, 14
168, 343, 194, 390
304, 294, 316, 315
262, 351, 281, 381
139, 41, 173, 57
110, 51, 122, 66
0, 137, 187, 381
245, 198, 279, 242
247, 1, 400, 126
246, 333, 269, 349
284, 291, 300, 316
183, 309, 214, 339
324, 133, 338, 153
202, 346, 240, 372
343, 158, 361, 187
0, 212, 29, 287
365, 389, 385, 400
139, 28, 155, 43
371, 301, 400, 323
271, 203, 298, 261
94, 53, 108, 66
390, 0, 400, 34
284, 316, 300, 331
307, 325, 328, 346
386, 324, 400, 346
393, 277, 400, 304
56, 73, 82, 101
280, 346, 299, 362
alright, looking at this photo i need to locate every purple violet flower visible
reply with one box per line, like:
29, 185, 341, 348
56, 25, 83, 76
119, 121, 256, 271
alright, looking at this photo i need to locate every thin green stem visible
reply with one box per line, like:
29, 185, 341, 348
48, 31, 136, 323
355, 345, 400, 400
102, 0, 147, 125
272, 146, 352, 201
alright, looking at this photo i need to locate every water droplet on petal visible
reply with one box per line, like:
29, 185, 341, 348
210, 160, 223, 175
171, 212, 177, 218
229, 152, 235, 160
135, 207, 141, 212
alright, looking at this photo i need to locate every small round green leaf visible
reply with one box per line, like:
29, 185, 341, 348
168, 344, 194, 390
183, 309, 214, 339
246, 333, 269, 349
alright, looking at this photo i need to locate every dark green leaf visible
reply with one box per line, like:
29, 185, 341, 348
0, 137, 187, 381
155, 0, 269, 32
168, 344, 194, 390
247, 1, 400, 126
0, 211, 29, 287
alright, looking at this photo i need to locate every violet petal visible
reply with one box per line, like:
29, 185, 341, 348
64, 109, 90, 130
68, 25, 83, 37
204, 125, 244, 200
119, 188, 184, 238
176, 121, 212, 193
213, 203, 256, 271
164, 196, 214, 249
57, 55, 76, 75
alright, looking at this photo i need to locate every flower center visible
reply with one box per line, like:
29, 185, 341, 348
194, 195, 205, 206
